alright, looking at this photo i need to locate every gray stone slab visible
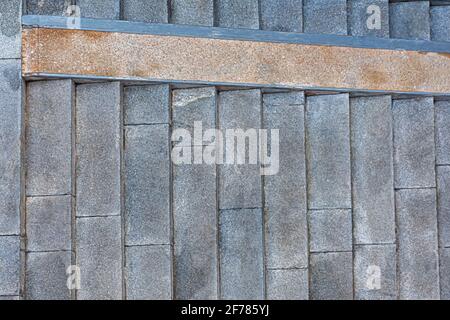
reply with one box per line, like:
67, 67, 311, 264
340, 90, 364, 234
440, 248, 450, 300
436, 101, 450, 165
348, 0, 389, 38
305, 94, 351, 209
0, 60, 21, 235
126, 245, 172, 300
76, 82, 121, 217
396, 189, 440, 300
26, 251, 72, 300
303, 0, 347, 35
76, 216, 122, 300
173, 159, 217, 299
26, 80, 72, 196
310, 252, 353, 300
267, 269, 308, 300
309, 209, 352, 253
431, 5, 450, 42
171, 0, 214, 26
122, 0, 168, 23
26, 0, 71, 15
26, 195, 71, 252
124, 124, 170, 245
389, 1, 430, 40
0, 236, 20, 295
351, 96, 395, 245
216, 0, 259, 29
219, 209, 264, 300
438, 166, 450, 248
354, 244, 397, 300
124, 85, 169, 125
260, 0, 303, 32
393, 98, 435, 188
0, 296, 19, 300
0, 0, 21, 58
218, 90, 262, 210
77, 0, 120, 19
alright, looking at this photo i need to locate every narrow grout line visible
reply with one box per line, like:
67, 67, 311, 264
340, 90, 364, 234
70, 80, 77, 301
260, 90, 267, 300
215, 87, 221, 300
119, 82, 127, 301
168, 85, 176, 301
348, 94, 356, 300
433, 97, 442, 299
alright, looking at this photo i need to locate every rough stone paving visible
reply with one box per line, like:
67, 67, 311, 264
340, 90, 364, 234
0, 0, 449, 300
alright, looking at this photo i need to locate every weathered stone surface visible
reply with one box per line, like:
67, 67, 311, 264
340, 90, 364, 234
354, 244, 396, 300
171, 0, 214, 26
26, 196, 71, 252
173, 157, 217, 299
396, 189, 440, 300
76, 216, 122, 300
123, 0, 168, 23
124, 85, 170, 125
431, 6, 450, 42
0, 236, 20, 295
351, 96, 395, 244
306, 94, 351, 209
438, 166, 450, 248
27, 0, 71, 15
309, 210, 352, 253
349, 0, 389, 38
303, 0, 347, 35
219, 209, 264, 299
216, 0, 259, 29
393, 98, 435, 188
389, 1, 430, 40
440, 248, 450, 300
260, 0, 303, 32
126, 245, 172, 300
0, 0, 21, 58
76, 82, 121, 217
77, 0, 120, 19
26, 251, 71, 300
267, 269, 308, 300
0, 60, 21, 235
125, 125, 170, 245
436, 101, 450, 165
26, 80, 72, 196
218, 90, 262, 210
310, 252, 353, 300
0, 296, 19, 300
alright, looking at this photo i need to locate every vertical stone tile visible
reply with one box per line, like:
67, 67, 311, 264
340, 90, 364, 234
0, 60, 21, 235
0, 0, 21, 59
260, 0, 303, 32
122, 0, 168, 23
348, 0, 389, 38
440, 248, 450, 300
76, 216, 122, 300
76, 82, 121, 217
126, 245, 172, 300
437, 166, 450, 248
303, 0, 347, 35
310, 252, 353, 300
216, 0, 259, 29
396, 189, 440, 300
171, 0, 214, 26
436, 101, 450, 165
26, 0, 71, 15
351, 96, 395, 245
26, 196, 71, 252
124, 125, 170, 245
267, 269, 308, 300
219, 209, 264, 300
218, 90, 262, 210
393, 98, 435, 188
77, 0, 121, 19
124, 85, 170, 125
389, 1, 430, 40
0, 236, 20, 295
26, 251, 72, 300
354, 244, 396, 300
26, 80, 72, 196
305, 94, 351, 209
431, 5, 450, 42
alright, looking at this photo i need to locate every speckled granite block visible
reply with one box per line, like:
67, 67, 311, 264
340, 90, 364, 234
0, 236, 20, 296
77, 0, 121, 19
431, 5, 450, 42
216, 0, 259, 29
124, 85, 170, 125
171, 0, 214, 26
438, 166, 450, 248
122, 0, 168, 23
304, 0, 347, 35
390, 1, 430, 40
436, 101, 450, 165
349, 0, 389, 38
260, 0, 303, 32
0, 0, 21, 58
440, 248, 450, 300
267, 269, 308, 300
27, 0, 71, 15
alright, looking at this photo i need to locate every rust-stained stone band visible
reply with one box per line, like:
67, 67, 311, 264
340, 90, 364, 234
22, 28, 450, 95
